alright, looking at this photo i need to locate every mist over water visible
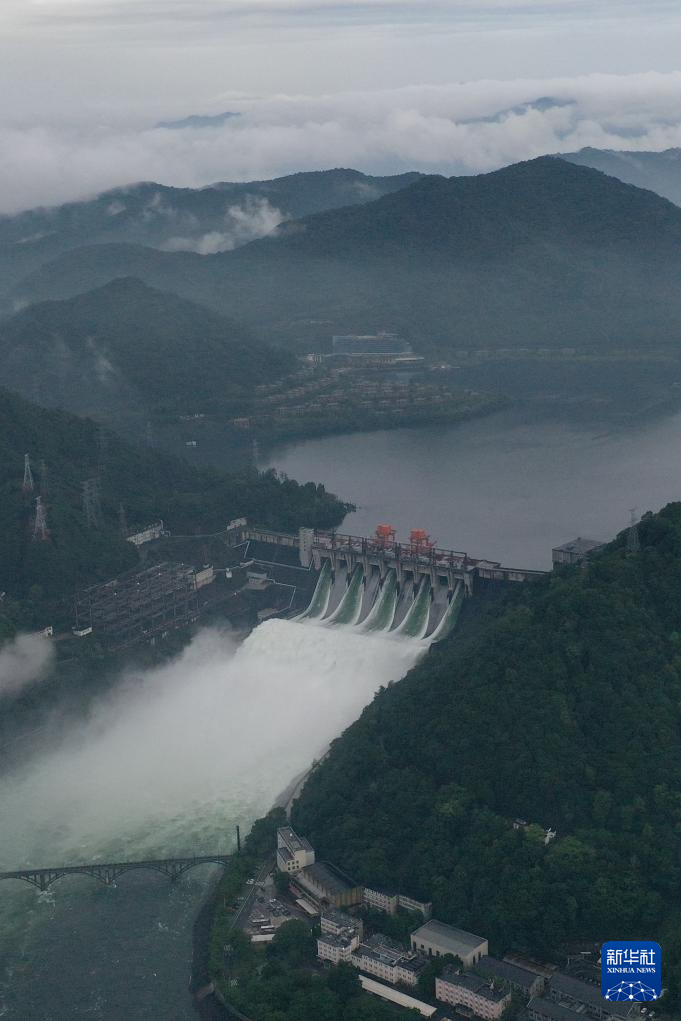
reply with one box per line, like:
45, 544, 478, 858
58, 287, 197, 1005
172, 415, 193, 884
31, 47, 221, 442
0, 618, 423, 871
0, 617, 423, 1017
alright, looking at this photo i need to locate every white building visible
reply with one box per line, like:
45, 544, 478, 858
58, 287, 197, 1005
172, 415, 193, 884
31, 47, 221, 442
363, 887, 399, 915
317, 930, 360, 964
276, 826, 315, 874
126, 520, 165, 547
351, 934, 427, 989
410, 920, 488, 967
436, 969, 511, 1020
194, 565, 215, 589
363, 887, 432, 919
321, 909, 363, 940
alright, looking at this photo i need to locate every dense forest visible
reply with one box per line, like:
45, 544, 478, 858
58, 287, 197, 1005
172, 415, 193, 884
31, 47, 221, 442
0, 388, 348, 636
293, 503, 681, 1012
17, 158, 681, 357
0, 168, 421, 304
0, 278, 294, 423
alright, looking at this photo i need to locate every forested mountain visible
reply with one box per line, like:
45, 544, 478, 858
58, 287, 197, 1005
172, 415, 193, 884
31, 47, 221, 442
0, 169, 421, 304
293, 503, 681, 1010
563, 146, 681, 206
18, 158, 681, 355
0, 278, 293, 422
0, 388, 347, 636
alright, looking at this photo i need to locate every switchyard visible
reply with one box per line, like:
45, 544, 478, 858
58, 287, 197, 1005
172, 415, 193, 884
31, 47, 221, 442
73, 561, 201, 650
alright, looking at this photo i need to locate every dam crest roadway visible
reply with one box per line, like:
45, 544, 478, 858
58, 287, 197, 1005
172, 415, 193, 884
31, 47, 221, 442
234, 522, 547, 642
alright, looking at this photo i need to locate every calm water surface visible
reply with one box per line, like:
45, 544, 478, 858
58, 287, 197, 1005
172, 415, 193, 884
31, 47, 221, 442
262, 408, 681, 569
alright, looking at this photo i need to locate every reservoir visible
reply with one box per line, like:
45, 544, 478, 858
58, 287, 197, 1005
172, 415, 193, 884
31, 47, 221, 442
262, 407, 681, 569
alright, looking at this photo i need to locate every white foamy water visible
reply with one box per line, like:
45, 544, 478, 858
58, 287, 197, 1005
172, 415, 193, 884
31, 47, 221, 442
0, 618, 423, 869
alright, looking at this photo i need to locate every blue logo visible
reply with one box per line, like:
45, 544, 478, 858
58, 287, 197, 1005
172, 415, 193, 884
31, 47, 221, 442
601, 941, 661, 1002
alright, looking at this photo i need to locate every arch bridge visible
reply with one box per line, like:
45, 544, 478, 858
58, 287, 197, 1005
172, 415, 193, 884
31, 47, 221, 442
0, 855, 232, 893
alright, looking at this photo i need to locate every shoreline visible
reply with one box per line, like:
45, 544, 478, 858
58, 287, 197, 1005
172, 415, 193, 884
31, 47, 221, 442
189, 759, 319, 1019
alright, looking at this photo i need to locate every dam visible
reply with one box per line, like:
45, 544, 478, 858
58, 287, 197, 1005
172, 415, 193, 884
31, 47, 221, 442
232, 522, 547, 642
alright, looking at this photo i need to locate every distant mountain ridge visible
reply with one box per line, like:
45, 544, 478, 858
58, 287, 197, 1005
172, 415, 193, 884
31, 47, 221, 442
0, 168, 423, 306
17, 157, 681, 356
0, 278, 293, 424
562, 146, 681, 206
155, 111, 241, 129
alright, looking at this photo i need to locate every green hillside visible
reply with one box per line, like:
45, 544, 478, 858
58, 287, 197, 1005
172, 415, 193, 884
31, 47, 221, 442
0, 168, 421, 304
0, 278, 293, 422
293, 503, 681, 1011
0, 388, 347, 636
18, 158, 681, 356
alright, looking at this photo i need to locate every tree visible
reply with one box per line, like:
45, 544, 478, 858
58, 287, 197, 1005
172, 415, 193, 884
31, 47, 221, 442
267, 919, 315, 968
327, 962, 362, 1003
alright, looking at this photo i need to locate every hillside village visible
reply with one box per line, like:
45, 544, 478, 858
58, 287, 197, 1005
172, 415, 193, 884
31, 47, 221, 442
228, 824, 650, 1021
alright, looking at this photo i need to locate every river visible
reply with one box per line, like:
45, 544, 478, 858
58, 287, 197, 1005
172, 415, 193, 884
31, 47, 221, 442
0, 621, 422, 1019
262, 407, 681, 569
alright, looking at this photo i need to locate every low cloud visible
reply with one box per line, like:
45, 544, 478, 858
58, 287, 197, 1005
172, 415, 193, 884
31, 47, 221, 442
0, 634, 54, 698
162, 196, 285, 254
3, 71, 681, 213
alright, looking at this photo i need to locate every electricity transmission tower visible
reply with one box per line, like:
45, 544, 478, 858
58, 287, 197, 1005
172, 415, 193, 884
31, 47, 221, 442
33, 496, 49, 541
22, 454, 34, 493
82, 477, 102, 528
626, 508, 640, 556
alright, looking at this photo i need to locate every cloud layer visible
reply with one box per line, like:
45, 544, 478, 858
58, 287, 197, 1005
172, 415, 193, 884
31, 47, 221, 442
3, 72, 681, 213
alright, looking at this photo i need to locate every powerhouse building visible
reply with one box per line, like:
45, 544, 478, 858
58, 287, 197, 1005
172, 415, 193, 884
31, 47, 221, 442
410, 919, 488, 967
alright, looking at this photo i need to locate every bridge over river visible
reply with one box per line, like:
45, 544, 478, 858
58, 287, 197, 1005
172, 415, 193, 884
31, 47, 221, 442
0, 855, 232, 892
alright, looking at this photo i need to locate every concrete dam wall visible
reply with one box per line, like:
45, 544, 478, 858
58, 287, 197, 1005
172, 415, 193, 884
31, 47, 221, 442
298, 561, 464, 643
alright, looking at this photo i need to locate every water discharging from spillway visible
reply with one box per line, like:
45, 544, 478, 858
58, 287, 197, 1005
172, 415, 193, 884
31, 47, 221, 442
299, 562, 463, 645
0, 577, 448, 1016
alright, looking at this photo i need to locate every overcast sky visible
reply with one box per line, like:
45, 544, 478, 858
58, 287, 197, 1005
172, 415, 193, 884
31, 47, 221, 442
1, 1, 681, 211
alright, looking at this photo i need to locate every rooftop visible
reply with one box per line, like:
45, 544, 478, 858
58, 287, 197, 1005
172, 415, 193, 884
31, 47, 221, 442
549, 973, 636, 1016
318, 931, 357, 950
322, 908, 358, 928
357, 933, 408, 967
412, 919, 487, 956
476, 955, 541, 990
527, 996, 588, 1021
552, 538, 604, 555
298, 860, 359, 896
277, 826, 314, 854
439, 968, 509, 1003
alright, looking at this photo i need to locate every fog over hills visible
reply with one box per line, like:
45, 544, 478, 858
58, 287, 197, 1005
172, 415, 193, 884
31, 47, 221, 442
17, 157, 681, 356
0, 168, 421, 305
563, 147, 681, 207
0, 278, 292, 423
